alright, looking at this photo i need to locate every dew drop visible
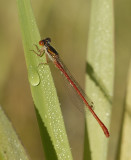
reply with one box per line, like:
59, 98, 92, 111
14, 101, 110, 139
28, 67, 40, 86
106, 112, 110, 116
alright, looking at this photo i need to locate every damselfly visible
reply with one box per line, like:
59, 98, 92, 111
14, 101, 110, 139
31, 38, 110, 138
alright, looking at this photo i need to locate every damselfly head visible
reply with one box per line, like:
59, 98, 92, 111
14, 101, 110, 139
39, 40, 45, 46
45, 37, 51, 43
39, 38, 51, 46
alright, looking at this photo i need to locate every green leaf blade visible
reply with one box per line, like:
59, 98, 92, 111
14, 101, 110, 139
0, 107, 29, 160
17, 0, 72, 159
84, 0, 114, 159
119, 60, 131, 160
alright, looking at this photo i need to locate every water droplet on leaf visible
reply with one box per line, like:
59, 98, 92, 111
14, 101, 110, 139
28, 67, 40, 86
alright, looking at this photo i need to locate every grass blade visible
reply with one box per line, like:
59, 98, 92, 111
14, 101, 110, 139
17, 0, 72, 159
84, 0, 114, 159
0, 106, 29, 160
119, 60, 131, 160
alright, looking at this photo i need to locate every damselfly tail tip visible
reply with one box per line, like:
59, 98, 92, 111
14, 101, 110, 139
103, 128, 110, 138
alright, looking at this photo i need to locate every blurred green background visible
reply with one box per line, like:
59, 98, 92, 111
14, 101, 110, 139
0, 0, 131, 160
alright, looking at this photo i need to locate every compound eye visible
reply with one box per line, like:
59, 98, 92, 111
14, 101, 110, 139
39, 40, 44, 46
